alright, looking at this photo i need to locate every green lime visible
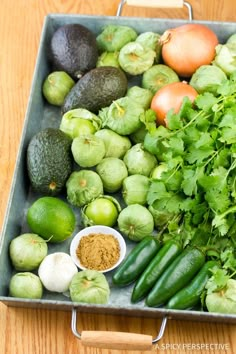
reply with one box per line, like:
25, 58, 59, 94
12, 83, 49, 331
27, 197, 76, 243
85, 197, 118, 227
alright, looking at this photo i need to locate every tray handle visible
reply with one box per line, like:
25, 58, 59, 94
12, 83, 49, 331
117, 0, 193, 21
71, 307, 168, 350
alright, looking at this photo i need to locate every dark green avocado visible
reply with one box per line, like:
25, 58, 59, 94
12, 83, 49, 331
50, 23, 98, 80
27, 128, 73, 195
62, 66, 128, 114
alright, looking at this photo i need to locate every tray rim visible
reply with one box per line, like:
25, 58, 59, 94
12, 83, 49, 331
1, 296, 236, 324
1, 13, 236, 325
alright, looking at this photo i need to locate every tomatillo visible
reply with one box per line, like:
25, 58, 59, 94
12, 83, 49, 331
82, 197, 121, 227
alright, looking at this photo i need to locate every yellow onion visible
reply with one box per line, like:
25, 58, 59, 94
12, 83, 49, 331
160, 24, 219, 77
151, 81, 198, 126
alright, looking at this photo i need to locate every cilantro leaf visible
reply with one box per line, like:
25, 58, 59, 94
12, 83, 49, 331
195, 132, 214, 148
200, 168, 230, 213
166, 97, 194, 130
219, 107, 236, 128
185, 131, 215, 165
178, 96, 196, 121
195, 92, 218, 112
212, 205, 236, 235
212, 214, 231, 236
161, 169, 183, 192
213, 148, 230, 168
165, 109, 183, 131
156, 136, 185, 162
205, 186, 230, 214
140, 109, 157, 134
149, 202, 178, 229
181, 167, 199, 196
221, 248, 236, 272
147, 181, 169, 205
151, 192, 185, 214
186, 145, 215, 165
217, 78, 236, 97
206, 268, 230, 293
198, 167, 228, 190
219, 127, 236, 144
182, 126, 201, 146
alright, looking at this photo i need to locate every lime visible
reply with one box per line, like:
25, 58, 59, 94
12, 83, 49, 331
27, 197, 76, 243
84, 197, 119, 227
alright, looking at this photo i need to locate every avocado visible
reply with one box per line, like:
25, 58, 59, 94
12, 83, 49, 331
62, 66, 128, 114
50, 24, 98, 80
27, 128, 73, 195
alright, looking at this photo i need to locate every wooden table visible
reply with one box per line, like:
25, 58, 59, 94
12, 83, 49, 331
1, 0, 236, 353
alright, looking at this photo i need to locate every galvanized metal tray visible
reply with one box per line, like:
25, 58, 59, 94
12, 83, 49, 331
1, 4, 236, 348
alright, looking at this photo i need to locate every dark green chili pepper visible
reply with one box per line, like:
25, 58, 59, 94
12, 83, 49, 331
112, 236, 161, 286
166, 260, 219, 310
146, 246, 205, 307
131, 239, 182, 303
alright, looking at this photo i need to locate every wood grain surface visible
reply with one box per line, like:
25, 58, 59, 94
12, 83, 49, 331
0, 0, 236, 353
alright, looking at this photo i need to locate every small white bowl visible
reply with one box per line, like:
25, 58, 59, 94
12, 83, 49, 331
70, 225, 126, 273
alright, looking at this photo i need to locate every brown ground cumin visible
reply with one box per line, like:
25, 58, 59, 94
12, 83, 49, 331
76, 233, 120, 271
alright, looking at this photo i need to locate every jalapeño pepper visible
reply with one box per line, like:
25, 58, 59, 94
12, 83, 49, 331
166, 260, 219, 310
131, 239, 182, 303
146, 246, 205, 307
112, 236, 161, 286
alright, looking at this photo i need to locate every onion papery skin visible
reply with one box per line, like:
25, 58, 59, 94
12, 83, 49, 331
160, 24, 219, 78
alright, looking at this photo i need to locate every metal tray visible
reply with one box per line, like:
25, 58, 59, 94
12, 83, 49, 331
1, 10, 236, 346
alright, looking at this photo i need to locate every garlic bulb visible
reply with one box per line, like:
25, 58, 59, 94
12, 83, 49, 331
38, 252, 78, 293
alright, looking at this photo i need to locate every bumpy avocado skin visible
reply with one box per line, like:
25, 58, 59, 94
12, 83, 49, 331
27, 128, 73, 195
62, 66, 128, 114
50, 24, 98, 80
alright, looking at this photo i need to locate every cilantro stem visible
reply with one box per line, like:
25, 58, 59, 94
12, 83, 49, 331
169, 111, 202, 135
215, 92, 236, 112
229, 270, 236, 278
158, 89, 236, 142
224, 157, 236, 181
203, 246, 221, 258
203, 148, 221, 169
165, 163, 181, 183
157, 214, 182, 239
217, 205, 236, 219
158, 111, 211, 141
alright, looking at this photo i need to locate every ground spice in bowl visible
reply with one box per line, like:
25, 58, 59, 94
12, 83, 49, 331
76, 232, 121, 271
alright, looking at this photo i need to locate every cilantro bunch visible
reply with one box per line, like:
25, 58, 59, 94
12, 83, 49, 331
144, 72, 236, 263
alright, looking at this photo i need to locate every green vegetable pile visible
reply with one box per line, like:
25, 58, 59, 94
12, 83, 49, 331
112, 235, 217, 310
139, 73, 236, 312
145, 72, 236, 250
11, 21, 236, 314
